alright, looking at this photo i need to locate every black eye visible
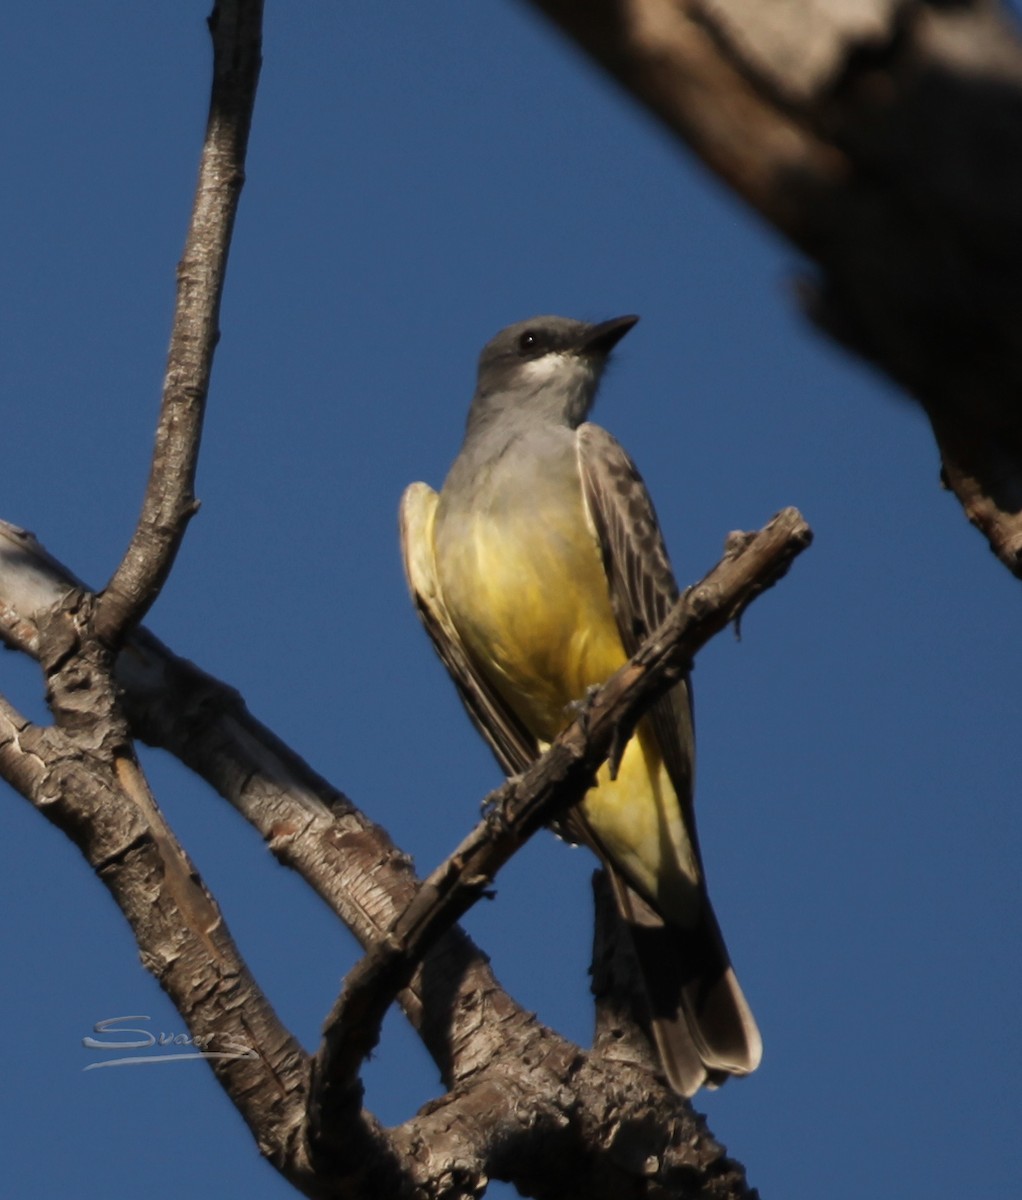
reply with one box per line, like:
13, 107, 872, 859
518, 330, 537, 352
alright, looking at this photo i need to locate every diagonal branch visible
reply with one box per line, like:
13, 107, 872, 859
309, 507, 812, 1139
0, 685, 314, 1186
94, 0, 264, 647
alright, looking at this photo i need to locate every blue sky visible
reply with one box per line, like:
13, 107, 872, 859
2, 3, 1021, 1197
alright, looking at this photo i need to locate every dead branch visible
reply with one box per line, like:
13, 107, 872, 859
524, 0, 1022, 577
0, 675, 313, 1182
93, 0, 263, 646
0, 518, 527, 1086
0, 514, 763, 1199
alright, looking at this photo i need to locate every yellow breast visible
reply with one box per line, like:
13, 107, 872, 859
433, 476, 702, 920
437, 495, 625, 740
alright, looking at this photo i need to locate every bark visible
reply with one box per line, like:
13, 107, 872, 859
94, 0, 262, 645
0, 512, 807, 1197
525, 0, 1022, 576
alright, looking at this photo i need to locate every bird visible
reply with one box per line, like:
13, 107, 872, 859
399, 313, 761, 1096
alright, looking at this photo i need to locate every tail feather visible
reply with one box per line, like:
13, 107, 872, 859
610, 874, 761, 1097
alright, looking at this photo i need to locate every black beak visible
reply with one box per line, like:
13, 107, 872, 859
581, 314, 639, 357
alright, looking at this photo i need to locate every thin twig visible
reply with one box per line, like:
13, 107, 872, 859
94, 0, 264, 646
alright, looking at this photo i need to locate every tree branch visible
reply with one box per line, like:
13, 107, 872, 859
0, 682, 314, 1187
0, 521, 534, 1087
93, 0, 264, 646
0, 695, 47, 801
0, 515, 766, 1198
524, 0, 1022, 576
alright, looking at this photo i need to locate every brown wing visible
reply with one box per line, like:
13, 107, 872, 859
576, 425, 761, 1095
575, 422, 698, 853
399, 482, 538, 778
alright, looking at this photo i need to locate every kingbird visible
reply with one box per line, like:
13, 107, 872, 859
400, 314, 761, 1096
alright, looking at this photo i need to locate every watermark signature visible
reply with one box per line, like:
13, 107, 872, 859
83, 1015, 258, 1071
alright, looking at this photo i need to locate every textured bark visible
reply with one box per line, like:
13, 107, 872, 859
0, 513, 797, 1198
0, 614, 313, 1185
525, 0, 1022, 576
94, 0, 263, 645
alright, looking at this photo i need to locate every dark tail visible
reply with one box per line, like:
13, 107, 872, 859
611, 875, 762, 1097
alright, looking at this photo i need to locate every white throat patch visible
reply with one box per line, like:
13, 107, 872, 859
520, 351, 594, 388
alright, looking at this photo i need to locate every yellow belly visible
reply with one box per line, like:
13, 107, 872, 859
437, 500, 701, 920
584, 728, 700, 919
447, 518, 623, 737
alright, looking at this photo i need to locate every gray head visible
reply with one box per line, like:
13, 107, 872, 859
468, 314, 638, 432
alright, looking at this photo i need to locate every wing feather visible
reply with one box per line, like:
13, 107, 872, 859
399, 482, 538, 778
577, 425, 762, 1093
576, 423, 698, 853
